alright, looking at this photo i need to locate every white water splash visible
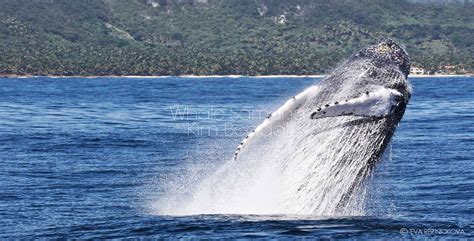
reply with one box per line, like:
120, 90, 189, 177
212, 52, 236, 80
154, 122, 386, 216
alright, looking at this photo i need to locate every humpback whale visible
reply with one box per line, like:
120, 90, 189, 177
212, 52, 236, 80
160, 39, 412, 216
232, 39, 411, 214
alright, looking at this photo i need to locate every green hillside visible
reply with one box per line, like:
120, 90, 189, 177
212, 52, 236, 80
0, 0, 473, 76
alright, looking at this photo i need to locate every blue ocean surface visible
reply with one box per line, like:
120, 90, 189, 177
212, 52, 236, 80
0, 76, 472, 239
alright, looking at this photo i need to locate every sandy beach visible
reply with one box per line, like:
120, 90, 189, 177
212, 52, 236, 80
0, 74, 472, 79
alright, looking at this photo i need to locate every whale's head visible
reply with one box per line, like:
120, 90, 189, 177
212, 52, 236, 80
319, 39, 411, 103
352, 39, 410, 78
313, 39, 412, 128
316, 39, 412, 105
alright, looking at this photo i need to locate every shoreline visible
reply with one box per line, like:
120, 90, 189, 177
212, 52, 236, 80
0, 74, 327, 79
408, 74, 472, 78
0, 74, 472, 79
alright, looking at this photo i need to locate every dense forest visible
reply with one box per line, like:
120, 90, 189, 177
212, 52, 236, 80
0, 0, 473, 76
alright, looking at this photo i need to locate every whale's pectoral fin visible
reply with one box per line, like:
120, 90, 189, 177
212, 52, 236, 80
310, 87, 403, 120
234, 85, 319, 161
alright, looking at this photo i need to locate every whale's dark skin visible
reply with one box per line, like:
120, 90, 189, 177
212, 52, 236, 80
235, 39, 412, 214
308, 39, 411, 209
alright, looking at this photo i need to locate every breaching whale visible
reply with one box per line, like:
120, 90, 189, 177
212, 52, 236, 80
233, 39, 412, 214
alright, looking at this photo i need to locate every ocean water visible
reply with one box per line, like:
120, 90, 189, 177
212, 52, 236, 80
0, 76, 472, 239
